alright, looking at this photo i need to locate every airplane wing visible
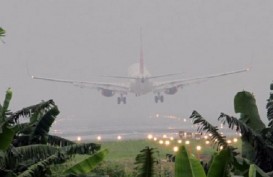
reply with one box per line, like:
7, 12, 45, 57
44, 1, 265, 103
153, 68, 249, 93
31, 75, 130, 93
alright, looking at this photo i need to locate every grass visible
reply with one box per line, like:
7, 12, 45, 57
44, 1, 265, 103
51, 137, 242, 176
100, 137, 241, 161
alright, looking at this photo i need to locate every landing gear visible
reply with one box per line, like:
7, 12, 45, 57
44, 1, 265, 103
154, 94, 164, 103
117, 95, 127, 104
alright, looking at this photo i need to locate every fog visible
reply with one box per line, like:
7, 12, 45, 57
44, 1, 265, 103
1, 0, 273, 140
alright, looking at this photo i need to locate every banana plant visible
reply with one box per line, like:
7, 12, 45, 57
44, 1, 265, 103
0, 89, 106, 177
188, 83, 273, 175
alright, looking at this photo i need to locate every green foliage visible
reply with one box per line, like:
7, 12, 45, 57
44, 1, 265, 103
206, 148, 234, 177
134, 146, 159, 177
64, 149, 109, 175
91, 161, 127, 177
234, 91, 266, 161
175, 146, 206, 177
0, 89, 105, 177
0, 27, 5, 37
190, 111, 228, 150
190, 83, 273, 174
0, 88, 16, 151
267, 83, 273, 127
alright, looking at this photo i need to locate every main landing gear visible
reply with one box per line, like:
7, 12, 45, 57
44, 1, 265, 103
154, 93, 164, 103
117, 95, 127, 104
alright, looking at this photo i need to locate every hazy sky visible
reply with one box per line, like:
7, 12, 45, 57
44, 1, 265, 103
1, 0, 273, 139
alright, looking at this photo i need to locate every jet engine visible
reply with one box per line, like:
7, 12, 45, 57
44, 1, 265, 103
101, 89, 115, 97
164, 87, 178, 95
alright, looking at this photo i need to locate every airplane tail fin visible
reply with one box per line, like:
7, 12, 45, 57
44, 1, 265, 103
140, 29, 144, 75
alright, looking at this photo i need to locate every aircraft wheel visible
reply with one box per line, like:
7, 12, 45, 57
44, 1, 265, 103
154, 96, 158, 103
123, 97, 127, 104
117, 97, 121, 104
160, 95, 164, 103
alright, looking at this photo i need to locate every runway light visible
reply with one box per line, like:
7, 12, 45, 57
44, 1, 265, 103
153, 137, 157, 141
156, 114, 159, 118
227, 140, 232, 144
233, 138, 238, 143
205, 140, 210, 145
170, 137, 174, 141
97, 136, 102, 141
147, 134, 153, 140
173, 146, 179, 152
220, 146, 223, 150
159, 140, 164, 144
183, 118, 187, 122
177, 140, 182, 144
185, 140, 190, 145
165, 140, 170, 146
117, 135, 122, 140
196, 145, 202, 151
204, 135, 208, 139
77, 136, 82, 142
163, 134, 167, 138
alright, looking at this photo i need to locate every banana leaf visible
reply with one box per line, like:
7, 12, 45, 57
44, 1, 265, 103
64, 149, 108, 175
207, 148, 231, 177
249, 164, 270, 177
175, 146, 206, 177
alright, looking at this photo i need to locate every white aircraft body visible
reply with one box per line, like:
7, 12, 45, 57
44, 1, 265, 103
32, 56, 248, 104
31, 39, 248, 104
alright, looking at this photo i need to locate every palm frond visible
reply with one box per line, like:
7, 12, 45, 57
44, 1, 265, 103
190, 111, 228, 150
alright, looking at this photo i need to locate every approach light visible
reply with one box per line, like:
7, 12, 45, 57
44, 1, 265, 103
77, 136, 82, 142
173, 146, 179, 152
97, 136, 102, 141
147, 134, 153, 140
159, 140, 164, 144
196, 145, 202, 151
177, 140, 182, 144
117, 135, 122, 140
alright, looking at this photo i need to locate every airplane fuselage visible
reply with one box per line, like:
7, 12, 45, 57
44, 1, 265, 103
127, 63, 154, 96
129, 78, 153, 96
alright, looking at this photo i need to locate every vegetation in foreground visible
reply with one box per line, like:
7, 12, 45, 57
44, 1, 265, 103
0, 89, 107, 177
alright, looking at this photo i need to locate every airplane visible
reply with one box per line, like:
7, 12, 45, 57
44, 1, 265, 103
31, 36, 249, 104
